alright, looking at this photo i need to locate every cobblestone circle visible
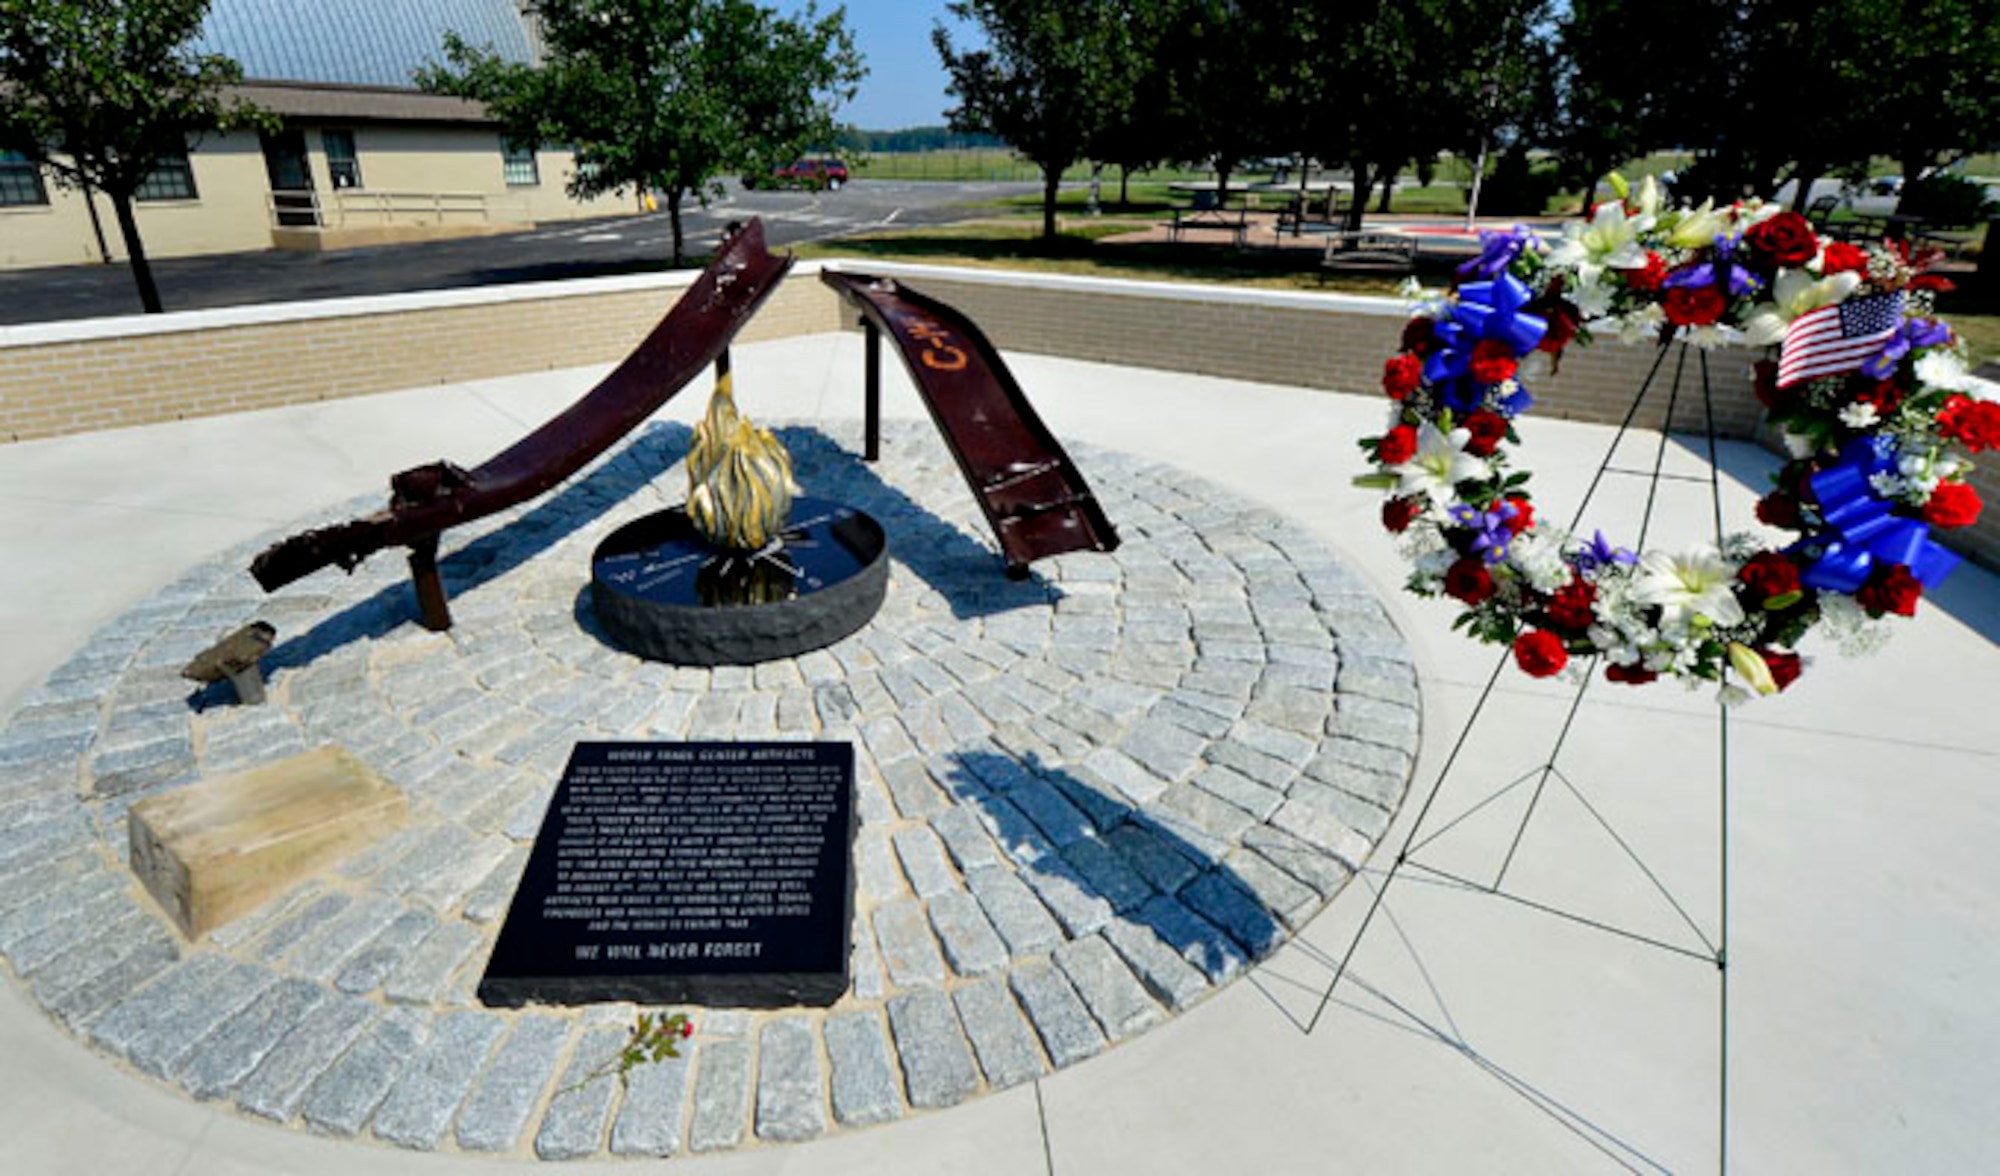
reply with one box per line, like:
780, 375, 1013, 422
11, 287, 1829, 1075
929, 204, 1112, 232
0, 419, 1419, 1158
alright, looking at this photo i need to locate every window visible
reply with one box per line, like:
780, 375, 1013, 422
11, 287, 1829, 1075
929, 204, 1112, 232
324, 130, 361, 189
501, 139, 540, 187
135, 151, 198, 202
0, 151, 48, 207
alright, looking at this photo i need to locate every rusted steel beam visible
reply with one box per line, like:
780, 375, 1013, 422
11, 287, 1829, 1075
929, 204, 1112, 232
821, 271, 1119, 577
249, 220, 794, 624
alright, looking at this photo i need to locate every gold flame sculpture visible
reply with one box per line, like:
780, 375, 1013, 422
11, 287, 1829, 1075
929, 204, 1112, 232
685, 363, 800, 551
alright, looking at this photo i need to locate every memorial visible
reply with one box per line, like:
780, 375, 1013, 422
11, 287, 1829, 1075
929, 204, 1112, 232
478, 741, 857, 1009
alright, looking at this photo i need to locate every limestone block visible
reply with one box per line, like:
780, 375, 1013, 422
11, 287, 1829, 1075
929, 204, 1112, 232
129, 747, 407, 938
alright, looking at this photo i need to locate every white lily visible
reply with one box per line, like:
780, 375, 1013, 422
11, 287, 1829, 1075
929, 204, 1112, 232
1388, 421, 1489, 503
1632, 175, 1664, 222
1665, 199, 1731, 249
1630, 546, 1746, 629
1569, 268, 1618, 318
1740, 269, 1862, 345
1547, 200, 1647, 285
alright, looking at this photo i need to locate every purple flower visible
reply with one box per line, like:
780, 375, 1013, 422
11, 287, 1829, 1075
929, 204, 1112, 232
1573, 529, 1636, 576
1662, 234, 1763, 298
1450, 502, 1520, 564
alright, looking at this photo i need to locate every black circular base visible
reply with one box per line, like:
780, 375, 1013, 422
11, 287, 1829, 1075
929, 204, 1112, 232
590, 498, 889, 666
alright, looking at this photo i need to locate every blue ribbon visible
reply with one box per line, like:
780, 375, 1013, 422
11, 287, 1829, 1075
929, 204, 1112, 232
1422, 275, 1548, 412
1858, 317, 1952, 381
1456, 225, 1540, 280
1795, 435, 1961, 593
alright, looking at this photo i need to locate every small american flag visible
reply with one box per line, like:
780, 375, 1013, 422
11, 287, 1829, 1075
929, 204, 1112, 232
1777, 292, 1904, 388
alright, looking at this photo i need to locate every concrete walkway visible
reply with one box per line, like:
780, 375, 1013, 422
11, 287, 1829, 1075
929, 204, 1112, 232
1, 332, 1995, 1173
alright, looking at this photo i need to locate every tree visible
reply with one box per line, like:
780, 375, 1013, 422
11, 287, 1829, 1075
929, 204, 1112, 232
935, 0, 1131, 240
422, 0, 862, 265
0, 0, 263, 313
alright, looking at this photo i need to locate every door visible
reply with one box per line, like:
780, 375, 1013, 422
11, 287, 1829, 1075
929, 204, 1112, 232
261, 129, 317, 226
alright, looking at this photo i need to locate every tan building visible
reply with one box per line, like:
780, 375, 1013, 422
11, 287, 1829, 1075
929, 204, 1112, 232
0, 0, 632, 270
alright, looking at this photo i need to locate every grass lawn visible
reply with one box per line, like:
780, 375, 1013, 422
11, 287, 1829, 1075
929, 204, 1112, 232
799, 220, 2000, 365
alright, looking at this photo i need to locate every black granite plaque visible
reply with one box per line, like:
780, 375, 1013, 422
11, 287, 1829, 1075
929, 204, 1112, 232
478, 741, 856, 1008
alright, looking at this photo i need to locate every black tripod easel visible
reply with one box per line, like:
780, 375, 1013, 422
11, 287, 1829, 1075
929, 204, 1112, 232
1308, 340, 1734, 1174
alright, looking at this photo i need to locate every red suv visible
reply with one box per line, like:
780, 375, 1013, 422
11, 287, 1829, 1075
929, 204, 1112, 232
771, 157, 849, 190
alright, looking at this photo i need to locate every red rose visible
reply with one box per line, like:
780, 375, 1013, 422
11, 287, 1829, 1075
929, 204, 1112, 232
1461, 411, 1509, 457
1819, 241, 1868, 275
1383, 353, 1423, 400
1940, 395, 2000, 453
1755, 491, 1803, 530
1401, 317, 1438, 355
1543, 579, 1597, 632
1375, 424, 1418, 465
1530, 297, 1582, 353
1855, 563, 1921, 617
1662, 284, 1726, 327
1760, 649, 1803, 691
1512, 629, 1569, 677
681, 1018, 694, 1038
1623, 252, 1669, 292
1923, 481, 1981, 528
1745, 211, 1819, 268
1853, 378, 1905, 417
1469, 339, 1519, 385
1443, 557, 1496, 605
1604, 662, 1658, 685
1382, 496, 1422, 533
1503, 495, 1535, 535
1737, 551, 1802, 601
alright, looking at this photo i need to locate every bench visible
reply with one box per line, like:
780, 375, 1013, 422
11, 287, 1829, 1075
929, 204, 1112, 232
1169, 191, 1248, 247
1319, 230, 1418, 276
1276, 189, 1341, 236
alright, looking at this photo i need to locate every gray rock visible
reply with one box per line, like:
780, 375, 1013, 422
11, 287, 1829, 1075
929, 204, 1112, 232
1105, 823, 1201, 895
125, 959, 277, 1078
886, 988, 979, 1109
1076, 747, 1169, 807
610, 1047, 692, 1156
1192, 763, 1285, 820
1137, 895, 1248, 984
926, 890, 1009, 977
383, 920, 483, 1005
854, 829, 907, 904
891, 825, 959, 898
456, 1015, 571, 1152
0, 871, 125, 957
40, 926, 180, 1028
879, 756, 947, 819
535, 1025, 626, 1159
283, 896, 403, 980
688, 1038, 752, 1153
848, 918, 888, 1002
1055, 935, 1165, 1041
1006, 776, 1094, 848
871, 898, 947, 987
335, 909, 437, 994
1102, 917, 1211, 1011
1242, 823, 1355, 897
1181, 871, 1285, 958
1019, 859, 1113, 938
929, 805, 1002, 872
461, 845, 530, 923
1119, 719, 1206, 783
951, 976, 1046, 1089
235, 995, 381, 1122
1060, 837, 1154, 913
823, 1010, 903, 1127
754, 1017, 826, 1142
963, 866, 1062, 957
372, 1010, 506, 1149
1008, 960, 1105, 1068
301, 1008, 432, 1136
176, 979, 326, 1101
249, 892, 353, 964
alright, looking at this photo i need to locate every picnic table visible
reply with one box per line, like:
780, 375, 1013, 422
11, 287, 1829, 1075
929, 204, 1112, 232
1167, 189, 1248, 247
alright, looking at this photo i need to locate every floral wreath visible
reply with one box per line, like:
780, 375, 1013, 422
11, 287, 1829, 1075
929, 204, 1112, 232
1358, 174, 1996, 701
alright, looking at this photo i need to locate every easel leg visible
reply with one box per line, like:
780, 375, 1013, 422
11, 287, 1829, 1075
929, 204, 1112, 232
408, 535, 452, 631
864, 320, 881, 463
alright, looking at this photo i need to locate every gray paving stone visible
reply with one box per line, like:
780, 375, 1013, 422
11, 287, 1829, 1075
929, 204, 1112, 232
176, 979, 326, 1101
871, 898, 947, 988
301, 1008, 431, 1136
462, 845, 531, 924
610, 1047, 692, 1156
126, 960, 278, 1078
926, 890, 1009, 977
951, 975, 1046, 1089
383, 919, 483, 1005
891, 825, 959, 898
1055, 934, 1166, 1041
1060, 837, 1155, 913
1137, 894, 1248, 984
929, 805, 1002, 872
848, 918, 888, 1002
1242, 822, 1356, 897
39, 925, 180, 1028
236, 994, 382, 1122
10, 889, 147, 974
1154, 781, 1258, 850
536, 1025, 626, 1159
1102, 916, 1211, 1011
754, 1017, 826, 1142
688, 1038, 753, 1153
1119, 719, 1206, 782
0, 871, 125, 957
854, 829, 906, 904
407, 833, 514, 913
885, 989, 979, 1109
1309, 736, 1415, 781
250, 892, 353, 964
1008, 960, 1105, 1068
373, 1010, 506, 1149
963, 866, 1062, 957
335, 909, 437, 994
1193, 763, 1286, 820
452, 1015, 571, 1152
969, 796, 1057, 867
879, 756, 947, 819
1019, 859, 1113, 938
1077, 747, 1169, 807
1006, 775, 1094, 848
822, 1010, 903, 1127
1269, 799, 1374, 869
1181, 870, 1285, 958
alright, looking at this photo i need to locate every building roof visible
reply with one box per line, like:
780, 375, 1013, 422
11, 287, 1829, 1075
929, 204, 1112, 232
226, 81, 493, 125
194, 0, 533, 90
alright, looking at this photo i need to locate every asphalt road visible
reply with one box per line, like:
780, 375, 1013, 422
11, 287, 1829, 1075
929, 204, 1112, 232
0, 179, 1040, 326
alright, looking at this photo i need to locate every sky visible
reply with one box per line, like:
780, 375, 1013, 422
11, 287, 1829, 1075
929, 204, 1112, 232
778, 1, 976, 131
